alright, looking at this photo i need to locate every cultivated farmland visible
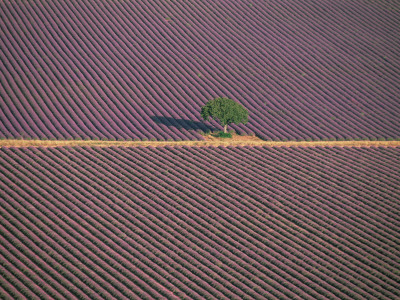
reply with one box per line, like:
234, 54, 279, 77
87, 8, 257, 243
1, 0, 400, 141
1, 0, 400, 299
0, 146, 399, 299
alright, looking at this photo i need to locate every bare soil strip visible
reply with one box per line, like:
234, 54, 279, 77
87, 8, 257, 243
1, 135, 399, 148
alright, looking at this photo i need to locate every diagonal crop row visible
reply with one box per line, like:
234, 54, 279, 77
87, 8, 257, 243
1, 0, 399, 141
0, 146, 399, 299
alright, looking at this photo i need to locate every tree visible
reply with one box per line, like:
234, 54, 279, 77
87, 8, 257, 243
201, 97, 248, 133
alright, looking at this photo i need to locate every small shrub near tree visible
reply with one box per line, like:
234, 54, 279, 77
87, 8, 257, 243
216, 132, 232, 138
200, 97, 248, 135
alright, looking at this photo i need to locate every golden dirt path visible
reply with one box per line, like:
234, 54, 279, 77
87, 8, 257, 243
1, 134, 399, 148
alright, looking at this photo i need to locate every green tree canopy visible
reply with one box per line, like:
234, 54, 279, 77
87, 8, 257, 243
201, 97, 248, 133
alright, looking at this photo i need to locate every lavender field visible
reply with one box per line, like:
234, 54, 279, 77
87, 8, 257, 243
1, 0, 400, 141
0, 146, 399, 299
1, 0, 400, 299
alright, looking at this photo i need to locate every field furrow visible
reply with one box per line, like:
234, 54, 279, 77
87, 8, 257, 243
0, 146, 399, 299
0, 0, 399, 141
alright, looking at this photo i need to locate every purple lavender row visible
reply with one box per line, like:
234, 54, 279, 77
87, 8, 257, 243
83, 0, 392, 139
0, 4, 96, 139
18, 0, 130, 137
0, 181, 140, 300
0, 248, 32, 300
185, 145, 396, 298
1, 146, 399, 298
78, 146, 272, 299
0, 5, 75, 139
287, 147, 400, 227
238, 147, 400, 265
28, 2, 142, 140
50, 2, 168, 140
228, 147, 400, 296
63, 0, 203, 140
2, 4, 85, 140
203, 0, 400, 138
141, 0, 396, 139
74, 146, 264, 298
121, 146, 335, 298
206, 0, 400, 137
142, 146, 339, 298
300, 146, 400, 219
38, 1, 188, 141
0, 35, 56, 139
33, 0, 147, 140
138, 1, 292, 139
0, 150, 147, 299
0, 62, 46, 139
328, 147, 400, 194
77, 0, 207, 133
172, 145, 384, 298
0, 242, 49, 300
0, 0, 396, 141
169, 146, 369, 299
0, 149, 172, 297
45, 145, 241, 298
92, 0, 216, 130
0, 194, 98, 299
1, 3, 107, 139
253, 146, 400, 240
87, 145, 291, 298
21, 146, 181, 299
6, 2, 400, 137
34, 0, 156, 140
49, 146, 222, 299
0, 198, 97, 299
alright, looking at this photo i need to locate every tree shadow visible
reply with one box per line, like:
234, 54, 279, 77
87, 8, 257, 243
150, 116, 216, 132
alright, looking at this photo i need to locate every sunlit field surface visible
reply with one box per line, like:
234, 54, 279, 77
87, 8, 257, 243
1, 0, 399, 141
1, 0, 399, 299
0, 146, 399, 299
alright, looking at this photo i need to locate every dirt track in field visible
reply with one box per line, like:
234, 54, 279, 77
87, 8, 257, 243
1, 134, 399, 148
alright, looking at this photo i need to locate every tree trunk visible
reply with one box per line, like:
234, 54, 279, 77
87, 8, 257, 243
224, 124, 228, 133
